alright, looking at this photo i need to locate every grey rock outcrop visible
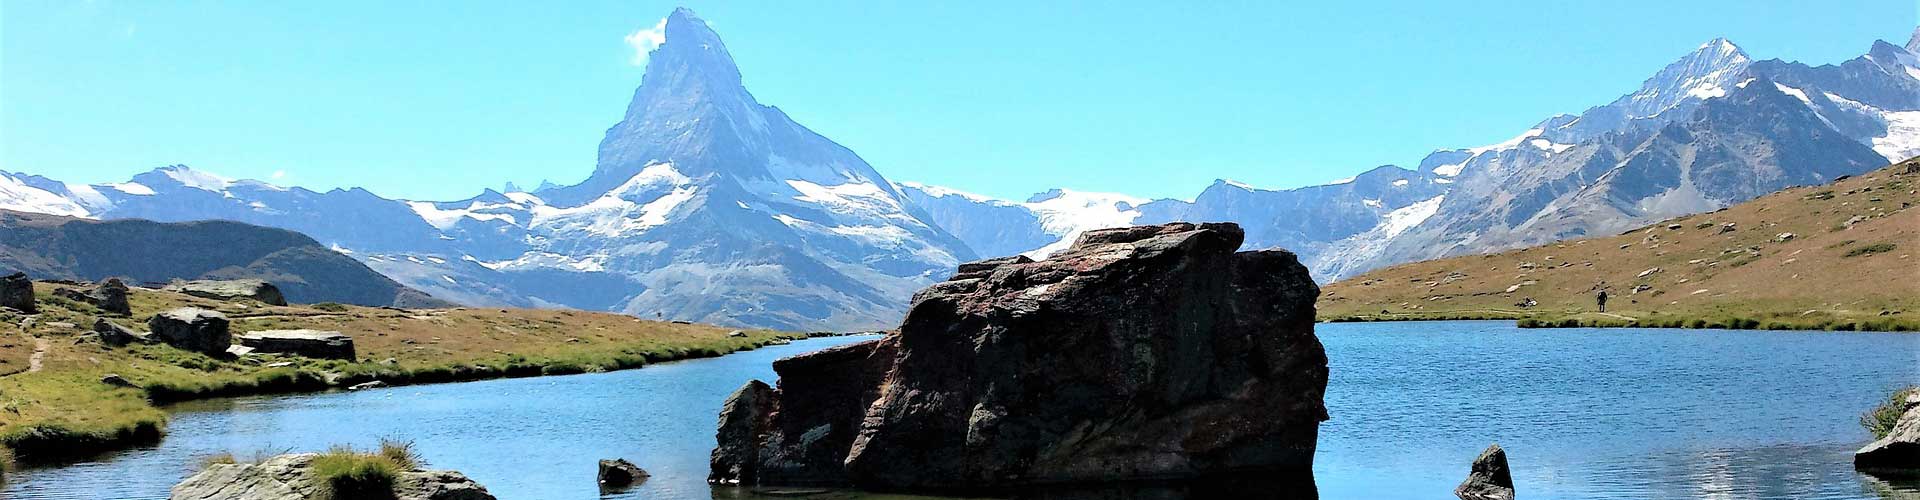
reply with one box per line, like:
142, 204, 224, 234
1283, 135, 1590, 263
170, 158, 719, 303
1455, 444, 1516, 500
148, 307, 231, 355
168, 453, 495, 500
165, 279, 288, 306
53, 278, 132, 316
1856, 405, 1920, 476
0, 272, 34, 313
94, 317, 150, 346
597, 458, 648, 488
236, 330, 355, 360
711, 222, 1328, 493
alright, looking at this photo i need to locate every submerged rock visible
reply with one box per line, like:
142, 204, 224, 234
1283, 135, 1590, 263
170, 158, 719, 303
710, 222, 1328, 493
149, 307, 231, 355
0, 272, 34, 313
1455, 444, 1516, 500
168, 453, 495, 500
1856, 405, 1920, 476
237, 329, 356, 360
165, 279, 288, 306
597, 458, 649, 488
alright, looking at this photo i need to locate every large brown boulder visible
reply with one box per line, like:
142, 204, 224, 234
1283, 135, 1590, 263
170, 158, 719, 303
0, 272, 34, 313
710, 222, 1328, 493
149, 307, 232, 355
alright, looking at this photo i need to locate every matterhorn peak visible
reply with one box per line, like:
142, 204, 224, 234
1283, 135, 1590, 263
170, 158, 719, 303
644, 7, 741, 91
1907, 25, 1919, 54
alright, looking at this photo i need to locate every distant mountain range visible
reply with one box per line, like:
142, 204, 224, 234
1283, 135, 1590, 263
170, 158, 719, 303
0, 210, 447, 308
1, 10, 1913, 330
902, 32, 1919, 281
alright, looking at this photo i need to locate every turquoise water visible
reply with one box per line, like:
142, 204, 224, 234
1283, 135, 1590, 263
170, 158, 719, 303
7, 321, 1918, 499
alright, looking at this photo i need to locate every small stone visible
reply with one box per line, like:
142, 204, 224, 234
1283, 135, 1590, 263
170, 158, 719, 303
100, 373, 138, 388
727, 330, 747, 338
349, 380, 388, 391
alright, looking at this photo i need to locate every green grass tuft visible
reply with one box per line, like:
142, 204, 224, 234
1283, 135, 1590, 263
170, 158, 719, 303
1861, 386, 1919, 440
1843, 243, 1898, 258
312, 444, 406, 500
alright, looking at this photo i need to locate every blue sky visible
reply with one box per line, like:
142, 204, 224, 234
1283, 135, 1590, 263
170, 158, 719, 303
3, 1, 1914, 201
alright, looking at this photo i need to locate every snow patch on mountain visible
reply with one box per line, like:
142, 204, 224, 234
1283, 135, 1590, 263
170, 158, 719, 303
159, 166, 234, 193
1022, 188, 1147, 258
1873, 110, 1920, 162
0, 173, 91, 217
108, 183, 155, 196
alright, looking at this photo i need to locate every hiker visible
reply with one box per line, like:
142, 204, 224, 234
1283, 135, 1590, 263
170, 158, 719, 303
1596, 290, 1609, 313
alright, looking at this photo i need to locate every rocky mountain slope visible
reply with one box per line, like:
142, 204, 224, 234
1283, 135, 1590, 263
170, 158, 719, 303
0, 210, 447, 307
1319, 158, 1920, 330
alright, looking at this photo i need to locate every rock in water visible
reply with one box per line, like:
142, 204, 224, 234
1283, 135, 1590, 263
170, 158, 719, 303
0, 272, 34, 313
1856, 405, 1920, 476
1455, 444, 1516, 500
169, 453, 495, 500
148, 307, 232, 355
597, 458, 649, 488
236, 330, 356, 360
165, 279, 288, 306
710, 222, 1328, 492
709, 379, 775, 484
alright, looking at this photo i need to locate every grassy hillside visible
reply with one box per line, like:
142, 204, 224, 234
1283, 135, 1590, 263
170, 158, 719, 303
0, 210, 449, 308
0, 282, 801, 465
1319, 158, 1920, 331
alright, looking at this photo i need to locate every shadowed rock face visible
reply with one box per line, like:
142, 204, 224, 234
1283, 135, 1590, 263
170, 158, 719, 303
0, 272, 33, 313
711, 222, 1327, 493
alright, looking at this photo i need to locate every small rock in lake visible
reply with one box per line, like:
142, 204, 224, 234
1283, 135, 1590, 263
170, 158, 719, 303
349, 380, 388, 391
597, 458, 649, 488
1455, 444, 1515, 500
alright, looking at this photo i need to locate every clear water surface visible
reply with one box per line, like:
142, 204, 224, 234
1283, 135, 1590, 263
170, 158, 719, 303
7, 321, 1918, 499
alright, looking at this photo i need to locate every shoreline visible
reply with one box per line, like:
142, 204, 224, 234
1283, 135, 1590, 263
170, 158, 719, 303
1320, 313, 1918, 332
3, 315, 819, 467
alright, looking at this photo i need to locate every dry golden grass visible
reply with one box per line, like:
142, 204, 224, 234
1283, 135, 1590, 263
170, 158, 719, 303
0, 286, 802, 463
1319, 158, 1920, 331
